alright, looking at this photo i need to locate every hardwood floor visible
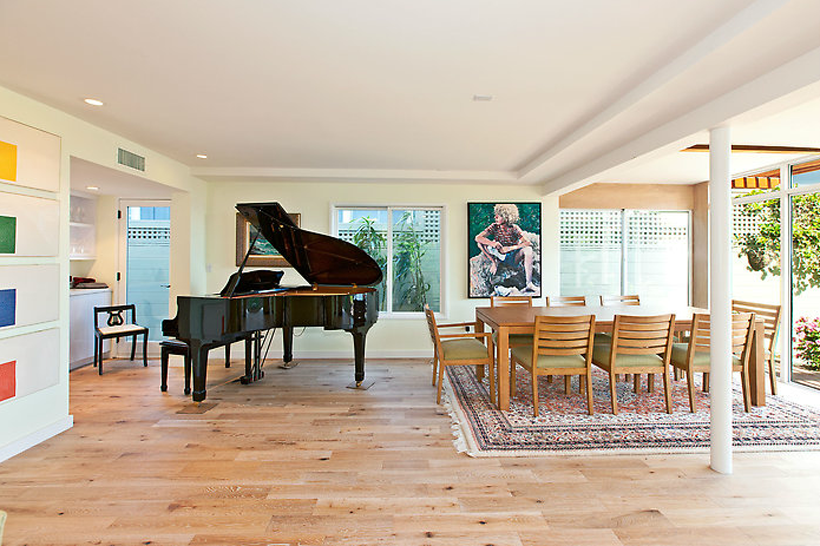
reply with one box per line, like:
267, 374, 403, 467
2, 357, 820, 545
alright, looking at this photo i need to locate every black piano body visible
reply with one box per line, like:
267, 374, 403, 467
163, 202, 381, 402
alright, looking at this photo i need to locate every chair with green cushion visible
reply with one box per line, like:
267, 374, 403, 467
510, 314, 596, 416
488, 295, 534, 374
592, 313, 675, 414
670, 312, 755, 413
425, 306, 494, 404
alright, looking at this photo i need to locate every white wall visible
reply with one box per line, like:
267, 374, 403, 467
207, 181, 559, 358
0, 85, 205, 461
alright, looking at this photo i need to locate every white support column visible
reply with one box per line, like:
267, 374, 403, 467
709, 126, 733, 474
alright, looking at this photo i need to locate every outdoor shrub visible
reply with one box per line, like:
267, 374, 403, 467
793, 316, 820, 370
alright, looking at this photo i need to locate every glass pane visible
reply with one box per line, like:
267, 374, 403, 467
559, 210, 621, 298
790, 192, 820, 389
126, 206, 170, 341
624, 211, 689, 306
336, 209, 388, 312
392, 209, 441, 312
791, 159, 820, 189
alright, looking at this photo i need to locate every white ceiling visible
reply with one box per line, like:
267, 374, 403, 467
1, 0, 820, 195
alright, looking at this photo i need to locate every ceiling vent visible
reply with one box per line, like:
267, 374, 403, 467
117, 148, 145, 172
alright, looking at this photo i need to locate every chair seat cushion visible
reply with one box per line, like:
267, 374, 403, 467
670, 343, 741, 369
97, 323, 147, 336
592, 345, 664, 368
492, 331, 533, 346
510, 345, 587, 370
441, 338, 490, 361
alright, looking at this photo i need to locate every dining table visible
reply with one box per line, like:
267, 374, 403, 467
474, 304, 767, 411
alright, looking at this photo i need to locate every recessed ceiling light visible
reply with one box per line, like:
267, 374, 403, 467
83, 98, 104, 106
85, 185, 99, 191
472, 94, 493, 102
196, 154, 208, 159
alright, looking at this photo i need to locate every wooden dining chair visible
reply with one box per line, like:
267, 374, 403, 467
670, 312, 755, 412
592, 314, 675, 414
600, 294, 640, 306
546, 295, 587, 307
510, 315, 596, 416
488, 295, 534, 358
425, 306, 494, 403
732, 299, 781, 395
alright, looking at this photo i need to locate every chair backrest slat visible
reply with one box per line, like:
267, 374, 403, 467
611, 314, 674, 356
532, 315, 595, 359
732, 299, 781, 353
600, 294, 640, 306
546, 295, 586, 307
490, 296, 533, 307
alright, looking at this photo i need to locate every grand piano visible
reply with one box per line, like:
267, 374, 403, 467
162, 202, 381, 402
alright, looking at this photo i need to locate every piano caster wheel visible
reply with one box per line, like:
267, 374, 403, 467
240, 376, 250, 385
346, 379, 375, 390
160, 385, 168, 392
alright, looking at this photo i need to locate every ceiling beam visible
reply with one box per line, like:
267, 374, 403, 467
541, 43, 820, 195
683, 144, 820, 153
518, 0, 789, 183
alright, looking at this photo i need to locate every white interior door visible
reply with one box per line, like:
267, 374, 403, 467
116, 200, 171, 356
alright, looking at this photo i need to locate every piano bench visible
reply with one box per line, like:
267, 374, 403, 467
160, 339, 234, 395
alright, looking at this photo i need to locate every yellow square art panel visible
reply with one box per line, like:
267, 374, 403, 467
0, 140, 18, 182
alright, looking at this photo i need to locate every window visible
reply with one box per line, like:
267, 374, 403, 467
335, 205, 444, 314
560, 209, 690, 306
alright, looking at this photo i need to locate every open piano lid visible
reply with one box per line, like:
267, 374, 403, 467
236, 202, 383, 287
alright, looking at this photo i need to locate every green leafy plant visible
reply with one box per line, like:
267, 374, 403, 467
735, 192, 820, 294
352, 216, 387, 311
794, 316, 820, 370
393, 211, 431, 312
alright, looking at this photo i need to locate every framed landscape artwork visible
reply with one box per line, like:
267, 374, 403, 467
467, 202, 541, 298
235, 212, 301, 267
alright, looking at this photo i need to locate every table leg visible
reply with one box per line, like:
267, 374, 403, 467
497, 326, 510, 411
750, 321, 766, 406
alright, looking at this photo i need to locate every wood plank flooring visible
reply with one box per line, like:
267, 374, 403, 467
1, 356, 820, 545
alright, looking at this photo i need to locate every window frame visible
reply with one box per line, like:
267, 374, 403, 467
558, 208, 692, 305
331, 203, 447, 318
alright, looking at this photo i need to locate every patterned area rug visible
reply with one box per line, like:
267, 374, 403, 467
444, 366, 820, 457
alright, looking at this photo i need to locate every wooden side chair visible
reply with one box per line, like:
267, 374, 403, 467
425, 306, 494, 403
600, 294, 640, 306
488, 295, 534, 380
93, 304, 149, 375
546, 295, 587, 307
510, 315, 596, 416
592, 314, 676, 414
670, 312, 755, 412
732, 299, 781, 395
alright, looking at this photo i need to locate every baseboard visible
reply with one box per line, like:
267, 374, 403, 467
286, 350, 432, 360
0, 415, 74, 463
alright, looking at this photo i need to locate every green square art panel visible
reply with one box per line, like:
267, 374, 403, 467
0, 215, 16, 253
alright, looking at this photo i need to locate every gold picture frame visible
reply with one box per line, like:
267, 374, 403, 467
235, 212, 301, 267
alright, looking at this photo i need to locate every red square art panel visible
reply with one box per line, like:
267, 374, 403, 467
0, 360, 16, 402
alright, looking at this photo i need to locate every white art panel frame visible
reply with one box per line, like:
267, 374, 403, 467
0, 264, 60, 330
0, 116, 61, 192
0, 191, 59, 257
0, 328, 60, 403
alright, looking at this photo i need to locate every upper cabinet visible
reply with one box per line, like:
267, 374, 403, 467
69, 193, 96, 260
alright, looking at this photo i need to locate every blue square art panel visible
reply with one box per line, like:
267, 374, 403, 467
0, 288, 16, 327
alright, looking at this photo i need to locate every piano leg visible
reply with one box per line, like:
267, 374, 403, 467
347, 329, 374, 390
190, 340, 210, 402
282, 325, 294, 364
